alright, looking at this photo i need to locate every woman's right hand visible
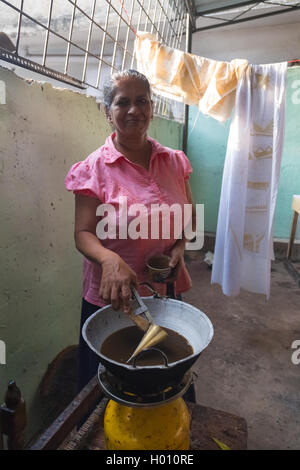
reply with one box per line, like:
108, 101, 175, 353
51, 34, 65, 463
99, 252, 137, 313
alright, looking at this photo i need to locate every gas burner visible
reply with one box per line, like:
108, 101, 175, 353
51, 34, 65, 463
98, 363, 193, 407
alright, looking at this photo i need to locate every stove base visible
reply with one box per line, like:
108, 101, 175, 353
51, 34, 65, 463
98, 363, 193, 407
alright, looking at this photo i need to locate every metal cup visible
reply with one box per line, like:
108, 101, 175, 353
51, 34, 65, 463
146, 254, 171, 283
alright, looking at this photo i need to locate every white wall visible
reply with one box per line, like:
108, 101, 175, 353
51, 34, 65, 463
192, 18, 300, 64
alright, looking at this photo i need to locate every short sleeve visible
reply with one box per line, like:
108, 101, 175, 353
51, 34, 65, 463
174, 150, 193, 180
65, 156, 102, 200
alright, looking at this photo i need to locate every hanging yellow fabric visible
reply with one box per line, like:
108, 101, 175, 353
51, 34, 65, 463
135, 32, 249, 122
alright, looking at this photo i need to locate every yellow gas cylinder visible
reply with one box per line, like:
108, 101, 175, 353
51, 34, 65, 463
104, 397, 190, 450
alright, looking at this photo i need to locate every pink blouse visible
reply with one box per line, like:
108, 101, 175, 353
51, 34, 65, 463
65, 133, 193, 306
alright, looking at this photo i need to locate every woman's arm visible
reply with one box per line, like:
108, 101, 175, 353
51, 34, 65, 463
74, 194, 111, 264
74, 194, 137, 312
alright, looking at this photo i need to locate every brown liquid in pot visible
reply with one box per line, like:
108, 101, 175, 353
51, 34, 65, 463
100, 326, 193, 365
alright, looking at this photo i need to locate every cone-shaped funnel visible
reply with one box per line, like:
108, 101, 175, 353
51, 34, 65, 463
126, 324, 168, 363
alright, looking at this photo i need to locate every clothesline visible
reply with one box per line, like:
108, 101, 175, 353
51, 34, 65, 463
135, 32, 287, 299
287, 59, 300, 66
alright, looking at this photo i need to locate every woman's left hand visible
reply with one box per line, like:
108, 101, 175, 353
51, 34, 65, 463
166, 238, 186, 282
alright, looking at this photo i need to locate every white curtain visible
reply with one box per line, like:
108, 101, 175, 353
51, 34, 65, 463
211, 62, 287, 298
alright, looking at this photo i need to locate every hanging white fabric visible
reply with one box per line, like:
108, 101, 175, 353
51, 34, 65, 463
134, 33, 288, 298
211, 62, 287, 298
135, 32, 248, 122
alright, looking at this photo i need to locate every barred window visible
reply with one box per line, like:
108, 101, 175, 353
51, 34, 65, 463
0, 0, 190, 121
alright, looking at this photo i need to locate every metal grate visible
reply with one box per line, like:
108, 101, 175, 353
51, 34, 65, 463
0, 0, 190, 121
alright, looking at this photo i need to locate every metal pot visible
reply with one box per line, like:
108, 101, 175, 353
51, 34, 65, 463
82, 296, 214, 395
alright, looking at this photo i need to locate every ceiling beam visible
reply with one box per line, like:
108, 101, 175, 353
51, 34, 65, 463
195, 0, 264, 16
184, 0, 197, 31
194, 4, 300, 32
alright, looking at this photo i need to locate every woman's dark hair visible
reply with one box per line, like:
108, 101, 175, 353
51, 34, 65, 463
103, 69, 151, 109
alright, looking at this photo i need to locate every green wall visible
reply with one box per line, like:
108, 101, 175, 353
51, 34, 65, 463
149, 116, 183, 150
187, 112, 231, 234
187, 67, 300, 240
276, 67, 300, 239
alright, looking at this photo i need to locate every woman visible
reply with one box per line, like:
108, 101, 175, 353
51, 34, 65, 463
65, 69, 195, 394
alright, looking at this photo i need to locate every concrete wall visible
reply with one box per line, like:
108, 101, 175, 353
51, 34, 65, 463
0, 65, 183, 444
187, 21, 300, 241
192, 20, 300, 64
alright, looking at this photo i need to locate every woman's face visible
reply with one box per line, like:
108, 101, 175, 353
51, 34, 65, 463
107, 77, 153, 140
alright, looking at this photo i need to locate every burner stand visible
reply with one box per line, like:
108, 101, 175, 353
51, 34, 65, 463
98, 363, 193, 407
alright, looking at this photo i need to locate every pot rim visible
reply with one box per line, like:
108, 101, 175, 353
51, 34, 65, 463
82, 297, 214, 371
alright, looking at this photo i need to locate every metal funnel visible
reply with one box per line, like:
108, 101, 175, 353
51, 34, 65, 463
126, 287, 168, 363
126, 324, 168, 363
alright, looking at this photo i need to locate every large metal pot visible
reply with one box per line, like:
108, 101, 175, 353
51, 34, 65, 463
82, 296, 213, 395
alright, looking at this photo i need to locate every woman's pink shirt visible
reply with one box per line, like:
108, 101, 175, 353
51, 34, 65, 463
65, 133, 193, 306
